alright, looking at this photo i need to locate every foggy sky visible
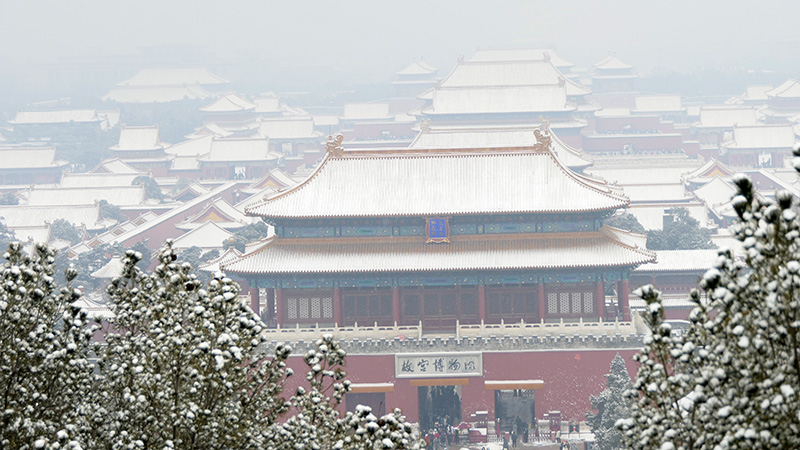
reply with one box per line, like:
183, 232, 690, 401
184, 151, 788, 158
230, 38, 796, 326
2, 0, 800, 81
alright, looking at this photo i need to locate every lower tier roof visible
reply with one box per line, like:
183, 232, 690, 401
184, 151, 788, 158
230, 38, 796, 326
223, 229, 655, 275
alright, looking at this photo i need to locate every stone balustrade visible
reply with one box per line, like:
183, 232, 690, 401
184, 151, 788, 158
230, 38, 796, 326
262, 318, 643, 354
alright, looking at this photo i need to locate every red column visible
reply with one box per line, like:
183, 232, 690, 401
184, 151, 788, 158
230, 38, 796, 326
538, 283, 546, 321
333, 287, 342, 326
595, 280, 605, 321
392, 286, 401, 325
618, 280, 630, 321
250, 286, 260, 316
478, 284, 486, 323
276, 288, 284, 327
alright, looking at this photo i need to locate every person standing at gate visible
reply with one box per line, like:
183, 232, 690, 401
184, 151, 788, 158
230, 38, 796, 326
511, 429, 518, 448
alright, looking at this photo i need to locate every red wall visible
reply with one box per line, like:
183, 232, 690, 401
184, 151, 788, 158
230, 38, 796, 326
280, 348, 639, 424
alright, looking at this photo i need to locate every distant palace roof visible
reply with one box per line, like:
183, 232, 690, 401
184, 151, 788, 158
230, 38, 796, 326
115, 68, 229, 87
467, 48, 574, 69
439, 60, 590, 97
0, 146, 68, 169
396, 61, 438, 76
10, 110, 102, 125
696, 106, 759, 128
223, 228, 653, 275
724, 124, 796, 149
593, 55, 634, 71
246, 143, 627, 220
110, 126, 169, 152
200, 94, 257, 113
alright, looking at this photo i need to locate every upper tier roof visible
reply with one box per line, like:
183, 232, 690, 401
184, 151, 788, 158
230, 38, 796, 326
115, 68, 229, 87
396, 61, 438, 76
439, 60, 590, 97
593, 55, 634, 71
467, 48, 574, 69
408, 126, 592, 169
246, 144, 627, 220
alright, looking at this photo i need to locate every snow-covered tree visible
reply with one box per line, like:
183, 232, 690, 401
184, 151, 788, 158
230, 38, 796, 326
0, 242, 95, 449
268, 334, 419, 450
586, 353, 631, 450
89, 242, 291, 450
619, 151, 800, 449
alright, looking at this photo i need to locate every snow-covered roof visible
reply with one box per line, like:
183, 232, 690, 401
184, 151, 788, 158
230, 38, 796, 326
633, 95, 684, 113
102, 85, 214, 104
199, 94, 257, 113
246, 168, 301, 191
223, 228, 653, 275
256, 118, 321, 139
634, 249, 719, 273
766, 79, 800, 99
197, 137, 279, 163
26, 185, 148, 207
692, 177, 738, 219
9, 110, 101, 125
115, 68, 229, 87
622, 184, 688, 203
427, 84, 572, 115
12, 225, 51, 244
439, 60, 589, 97
396, 61, 438, 76
593, 55, 633, 70
110, 126, 169, 152
91, 256, 125, 279
682, 159, 733, 184
246, 148, 627, 219
90, 158, 143, 175
587, 162, 703, 186
724, 124, 796, 149
0, 146, 68, 169
408, 126, 592, 169
198, 247, 243, 273
166, 135, 214, 157
342, 103, 392, 120
0, 204, 114, 231
172, 221, 232, 251
254, 96, 281, 113
60, 172, 140, 188
743, 85, 772, 102
97, 110, 121, 128
176, 197, 253, 231
186, 123, 235, 139
467, 48, 574, 69
697, 106, 758, 128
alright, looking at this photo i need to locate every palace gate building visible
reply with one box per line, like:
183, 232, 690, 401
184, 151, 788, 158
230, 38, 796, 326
224, 128, 655, 425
